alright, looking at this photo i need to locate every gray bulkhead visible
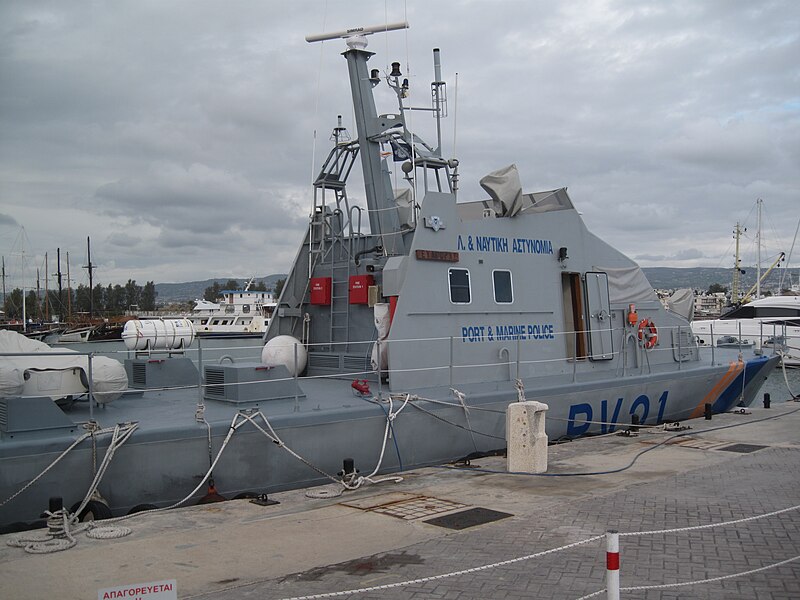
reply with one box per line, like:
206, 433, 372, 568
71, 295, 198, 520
383, 188, 694, 391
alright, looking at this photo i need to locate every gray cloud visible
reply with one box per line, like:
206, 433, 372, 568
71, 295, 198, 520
0, 213, 19, 227
0, 0, 798, 286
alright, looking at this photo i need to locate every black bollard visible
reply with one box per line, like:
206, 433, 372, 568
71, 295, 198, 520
49, 497, 63, 512
704, 403, 713, 420
342, 457, 355, 475
631, 414, 640, 433
763, 393, 771, 409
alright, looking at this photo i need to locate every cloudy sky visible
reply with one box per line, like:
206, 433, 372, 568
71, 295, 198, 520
1, 1, 798, 290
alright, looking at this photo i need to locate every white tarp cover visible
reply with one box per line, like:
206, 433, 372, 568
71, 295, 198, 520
0, 330, 128, 402
480, 164, 524, 217
370, 303, 391, 372
667, 288, 694, 321
394, 188, 414, 228
593, 265, 657, 305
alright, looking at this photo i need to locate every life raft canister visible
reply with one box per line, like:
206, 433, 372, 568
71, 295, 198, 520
637, 318, 658, 349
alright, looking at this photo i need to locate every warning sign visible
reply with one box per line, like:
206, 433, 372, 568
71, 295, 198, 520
97, 579, 177, 600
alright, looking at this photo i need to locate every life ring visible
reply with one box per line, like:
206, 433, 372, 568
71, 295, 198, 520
637, 318, 658, 350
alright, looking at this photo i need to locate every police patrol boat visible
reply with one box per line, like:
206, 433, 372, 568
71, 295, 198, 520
0, 23, 779, 530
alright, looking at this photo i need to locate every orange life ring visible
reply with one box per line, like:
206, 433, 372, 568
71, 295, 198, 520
637, 318, 658, 349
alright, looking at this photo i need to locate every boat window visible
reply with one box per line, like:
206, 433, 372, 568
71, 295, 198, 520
224, 305, 235, 314
449, 268, 471, 304
492, 270, 513, 304
242, 304, 250, 314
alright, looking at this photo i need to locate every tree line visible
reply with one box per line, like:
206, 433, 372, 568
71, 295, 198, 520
1, 280, 156, 321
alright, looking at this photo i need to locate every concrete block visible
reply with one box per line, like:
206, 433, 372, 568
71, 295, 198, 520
506, 401, 549, 473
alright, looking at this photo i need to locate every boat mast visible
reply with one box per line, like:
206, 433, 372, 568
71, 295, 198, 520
66, 251, 72, 320
306, 22, 409, 257
56, 247, 63, 321
1, 256, 5, 314
36, 267, 41, 321
21, 245, 26, 332
732, 222, 743, 303
44, 252, 49, 321
756, 198, 762, 299
83, 236, 96, 319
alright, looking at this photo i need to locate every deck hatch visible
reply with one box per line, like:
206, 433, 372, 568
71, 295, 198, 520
718, 443, 767, 453
424, 507, 513, 530
341, 492, 467, 520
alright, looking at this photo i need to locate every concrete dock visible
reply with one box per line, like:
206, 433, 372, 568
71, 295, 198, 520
3, 399, 799, 600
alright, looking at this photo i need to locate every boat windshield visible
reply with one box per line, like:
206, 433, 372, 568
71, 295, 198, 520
722, 305, 800, 320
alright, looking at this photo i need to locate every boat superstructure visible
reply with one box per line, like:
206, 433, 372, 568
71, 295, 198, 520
0, 23, 780, 530
187, 278, 276, 337
692, 295, 800, 367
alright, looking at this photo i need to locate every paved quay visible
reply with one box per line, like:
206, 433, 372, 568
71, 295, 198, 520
3, 398, 799, 600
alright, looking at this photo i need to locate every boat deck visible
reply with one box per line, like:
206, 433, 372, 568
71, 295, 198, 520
3, 395, 798, 599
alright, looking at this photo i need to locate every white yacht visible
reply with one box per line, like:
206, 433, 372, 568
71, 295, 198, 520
692, 295, 800, 367
188, 280, 276, 337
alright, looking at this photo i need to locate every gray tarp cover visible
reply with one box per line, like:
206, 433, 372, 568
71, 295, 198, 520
594, 265, 657, 305
667, 288, 694, 321
0, 330, 128, 401
479, 164, 524, 217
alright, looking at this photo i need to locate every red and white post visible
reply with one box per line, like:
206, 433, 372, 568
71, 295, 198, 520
606, 530, 620, 600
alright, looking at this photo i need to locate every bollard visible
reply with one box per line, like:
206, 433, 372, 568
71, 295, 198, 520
704, 403, 712, 420
630, 414, 640, 433
506, 401, 549, 473
341, 458, 355, 475
606, 530, 620, 600
763, 393, 771, 409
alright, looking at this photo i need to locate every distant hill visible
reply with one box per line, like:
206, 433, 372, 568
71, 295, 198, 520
154, 275, 286, 303
641, 266, 791, 293
153, 267, 794, 303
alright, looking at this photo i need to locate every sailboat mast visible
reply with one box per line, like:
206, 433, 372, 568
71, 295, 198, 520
84, 236, 95, 319
756, 198, 762, 299
66, 251, 72, 320
36, 267, 41, 321
56, 247, 63, 321
21, 246, 26, 332
732, 223, 742, 303
1, 256, 5, 313
45, 252, 49, 321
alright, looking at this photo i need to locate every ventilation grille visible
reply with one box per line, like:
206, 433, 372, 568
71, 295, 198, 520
309, 354, 341, 369
205, 368, 226, 397
0, 399, 7, 430
131, 362, 147, 387
343, 355, 369, 374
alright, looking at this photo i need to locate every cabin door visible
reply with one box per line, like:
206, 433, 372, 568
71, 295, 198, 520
584, 271, 613, 360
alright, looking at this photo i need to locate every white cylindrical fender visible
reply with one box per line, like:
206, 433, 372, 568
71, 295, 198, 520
122, 318, 195, 351
261, 335, 307, 376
